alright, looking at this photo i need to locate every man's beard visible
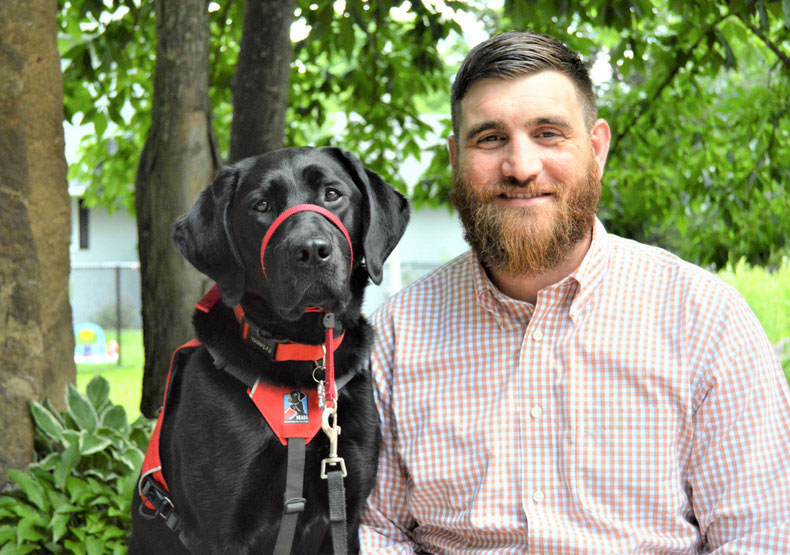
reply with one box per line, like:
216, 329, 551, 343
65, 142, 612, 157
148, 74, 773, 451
450, 157, 601, 277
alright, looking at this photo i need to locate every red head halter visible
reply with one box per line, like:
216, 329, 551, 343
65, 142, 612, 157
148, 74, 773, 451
259, 204, 354, 279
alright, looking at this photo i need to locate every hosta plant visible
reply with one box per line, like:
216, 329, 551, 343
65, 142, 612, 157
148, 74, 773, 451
0, 377, 151, 554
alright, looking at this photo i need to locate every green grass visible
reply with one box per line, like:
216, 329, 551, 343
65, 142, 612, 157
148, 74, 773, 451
718, 258, 790, 345
76, 328, 144, 420
718, 258, 790, 383
76, 261, 790, 412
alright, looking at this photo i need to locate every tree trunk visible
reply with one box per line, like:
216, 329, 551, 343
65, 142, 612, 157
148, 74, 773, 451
0, 0, 73, 487
229, 0, 295, 162
136, 0, 219, 417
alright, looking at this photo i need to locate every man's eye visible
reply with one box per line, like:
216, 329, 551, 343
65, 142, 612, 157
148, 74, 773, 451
477, 134, 504, 147
252, 199, 271, 213
325, 188, 342, 202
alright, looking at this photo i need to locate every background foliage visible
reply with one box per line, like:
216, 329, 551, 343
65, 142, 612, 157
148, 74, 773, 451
59, 0, 790, 270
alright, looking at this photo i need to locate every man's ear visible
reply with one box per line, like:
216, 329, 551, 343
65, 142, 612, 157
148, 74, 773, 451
590, 118, 611, 181
325, 147, 410, 285
171, 166, 246, 306
448, 135, 459, 170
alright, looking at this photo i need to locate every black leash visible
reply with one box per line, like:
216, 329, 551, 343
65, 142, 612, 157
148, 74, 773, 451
326, 469, 348, 554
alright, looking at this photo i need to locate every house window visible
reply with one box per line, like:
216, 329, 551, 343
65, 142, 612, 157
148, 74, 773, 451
78, 199, 89, 250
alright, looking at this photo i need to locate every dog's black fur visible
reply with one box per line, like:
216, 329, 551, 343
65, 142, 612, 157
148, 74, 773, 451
129, 147, 409, 554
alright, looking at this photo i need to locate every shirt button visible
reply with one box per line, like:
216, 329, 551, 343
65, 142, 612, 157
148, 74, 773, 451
532, 490, 545, 503
530, 406, 542, 419
532, 329, 543, 341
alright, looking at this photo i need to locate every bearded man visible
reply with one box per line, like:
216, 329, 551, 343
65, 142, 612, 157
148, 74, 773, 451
359, 31, 790, 554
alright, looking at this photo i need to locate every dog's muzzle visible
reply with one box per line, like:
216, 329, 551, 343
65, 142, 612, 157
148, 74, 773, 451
259, 204, 353, 280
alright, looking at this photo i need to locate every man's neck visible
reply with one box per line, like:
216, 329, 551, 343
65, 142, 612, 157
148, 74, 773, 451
486, 230, 592, 305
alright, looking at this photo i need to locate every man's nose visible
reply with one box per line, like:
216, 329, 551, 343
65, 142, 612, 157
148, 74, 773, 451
501, 137, 542, 183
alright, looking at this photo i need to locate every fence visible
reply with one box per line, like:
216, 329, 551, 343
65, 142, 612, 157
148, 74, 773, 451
70, 262, 141, 366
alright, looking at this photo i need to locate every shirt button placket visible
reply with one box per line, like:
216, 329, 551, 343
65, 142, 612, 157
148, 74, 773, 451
525, 319, 548, 526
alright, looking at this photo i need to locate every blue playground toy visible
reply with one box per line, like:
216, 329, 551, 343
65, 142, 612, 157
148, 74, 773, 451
74, 322, 119, 364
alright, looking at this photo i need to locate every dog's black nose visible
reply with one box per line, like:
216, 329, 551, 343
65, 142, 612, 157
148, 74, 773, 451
295, 238, 333, 267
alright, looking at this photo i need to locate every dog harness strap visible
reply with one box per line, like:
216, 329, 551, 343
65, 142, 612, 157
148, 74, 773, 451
273, 438, 307, 555
260, 203, 354, 279
139, 339, 203, 499
138, 339, 203, 540
327, 469, 349, 555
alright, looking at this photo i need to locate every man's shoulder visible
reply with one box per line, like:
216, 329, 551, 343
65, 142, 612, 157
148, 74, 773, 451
608, 233, 714, 280
605, 232, 743, 307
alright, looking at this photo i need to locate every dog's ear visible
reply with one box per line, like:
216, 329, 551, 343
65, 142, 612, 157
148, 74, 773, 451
327, 148, 410, 285
172, 166, 246, 305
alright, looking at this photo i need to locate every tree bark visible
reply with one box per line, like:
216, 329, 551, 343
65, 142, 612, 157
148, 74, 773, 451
136, 0, 219, 417
229, 0, 295, 162
0, 0, 73, 487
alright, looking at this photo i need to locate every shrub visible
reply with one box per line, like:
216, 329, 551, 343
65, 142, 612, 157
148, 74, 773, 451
0, 378, 152, 554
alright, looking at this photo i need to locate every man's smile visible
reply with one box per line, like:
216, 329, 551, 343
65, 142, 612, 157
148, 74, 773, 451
493, 190, 555, 208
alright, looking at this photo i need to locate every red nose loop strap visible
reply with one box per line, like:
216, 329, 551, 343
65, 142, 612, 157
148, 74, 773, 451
259, 204, 354, 279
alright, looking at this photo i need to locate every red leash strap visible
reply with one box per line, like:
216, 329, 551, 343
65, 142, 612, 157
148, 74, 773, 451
320, 313, 338, 408
259, 204, 354, 279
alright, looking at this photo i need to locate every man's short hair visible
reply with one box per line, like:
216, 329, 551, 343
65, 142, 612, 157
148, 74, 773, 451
450, 30, 597, 137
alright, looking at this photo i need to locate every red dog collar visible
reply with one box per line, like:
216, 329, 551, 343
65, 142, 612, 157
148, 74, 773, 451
259, 204, 354, 279
195, 285, 344, 363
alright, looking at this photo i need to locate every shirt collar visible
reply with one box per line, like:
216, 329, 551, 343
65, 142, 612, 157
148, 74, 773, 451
565, 217, 610, 319
470, 217, 610, 320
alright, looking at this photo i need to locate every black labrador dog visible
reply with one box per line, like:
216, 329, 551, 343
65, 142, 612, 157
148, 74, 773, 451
129, 146, 409, 554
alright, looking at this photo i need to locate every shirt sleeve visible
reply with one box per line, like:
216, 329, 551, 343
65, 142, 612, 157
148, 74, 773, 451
359, 302, 420, 554
689, 288, 790, 552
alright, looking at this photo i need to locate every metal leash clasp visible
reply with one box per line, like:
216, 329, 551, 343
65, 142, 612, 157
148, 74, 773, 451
320, 406, 347, 478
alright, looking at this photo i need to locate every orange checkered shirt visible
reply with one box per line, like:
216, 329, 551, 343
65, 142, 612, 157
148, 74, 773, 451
360, 219, 790, 554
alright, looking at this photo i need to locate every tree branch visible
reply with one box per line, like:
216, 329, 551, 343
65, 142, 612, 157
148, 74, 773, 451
611, 13, 732, 152
744, 22, 790, 68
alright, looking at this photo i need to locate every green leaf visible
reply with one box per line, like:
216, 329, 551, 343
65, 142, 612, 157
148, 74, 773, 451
16, 514, 47, 544
41, 398, 65, 426
0, 543, 20, 555
55, 442, 80, 491
86, 376, 110, 411
101, 405, 129, 432
86, 535, 104, 555
64, 539, 87, 555
100, 525, 126, 541
0, 524, 17, 545
49, 512, 70, 544
30, 401, 65, 441
66, 383, 98, 433
6, 470, 48, 512
45, 488, 70, 513
80, 433, 112, 456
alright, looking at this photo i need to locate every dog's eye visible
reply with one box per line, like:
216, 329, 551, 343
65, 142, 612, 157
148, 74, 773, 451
324, 188, 342, 202
252, 199, 271, 213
